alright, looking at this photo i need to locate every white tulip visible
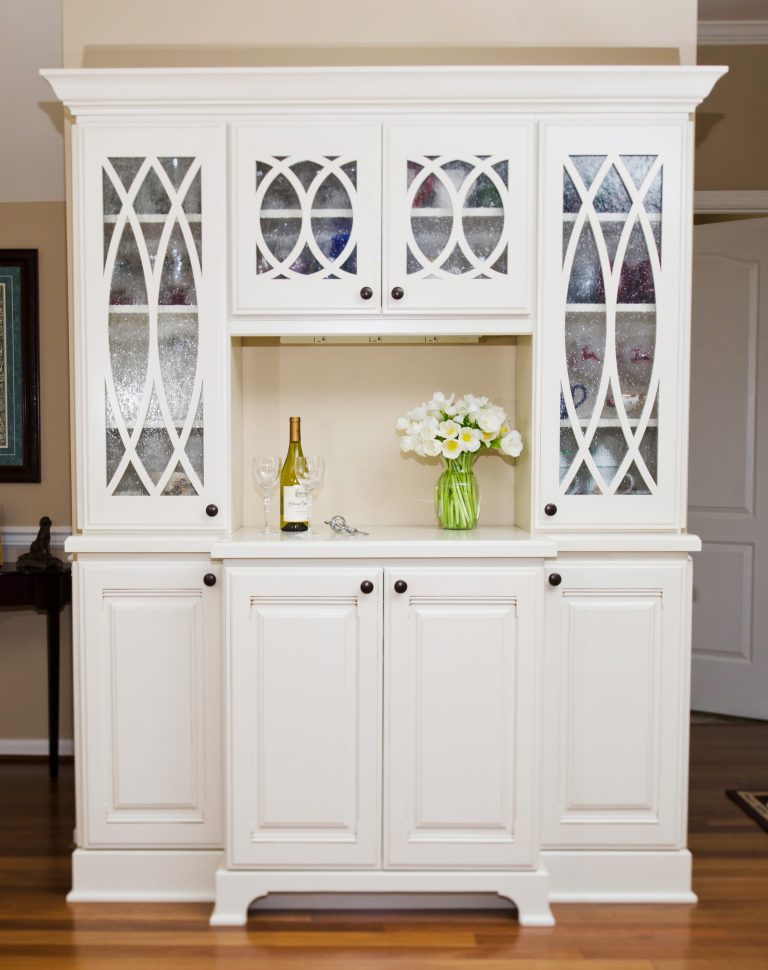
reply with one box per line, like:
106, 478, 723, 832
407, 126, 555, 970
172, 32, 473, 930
500, 430, 523, 457
422, 438, 442, 457
439, 419, 461, 439
395, 416, 410, 431
441, 437, 464, 459
400, 435, 418, 453
458, 426, 482, 452
427, 391, 454, 412
477, 408, 504, 435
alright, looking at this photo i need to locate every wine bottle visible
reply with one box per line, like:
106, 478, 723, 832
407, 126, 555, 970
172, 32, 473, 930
280, 416, 309, 532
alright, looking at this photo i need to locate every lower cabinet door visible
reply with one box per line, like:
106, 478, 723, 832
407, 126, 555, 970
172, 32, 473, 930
228, 566, 381, 868
385, 566, 541, 869
78, 560, 223, 847
541, 559, 691, 848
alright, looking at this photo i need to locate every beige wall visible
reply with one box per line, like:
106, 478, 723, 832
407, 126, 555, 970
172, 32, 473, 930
0, 203, 71, 528
62, 0, 696, 67
696, 46, 768, 191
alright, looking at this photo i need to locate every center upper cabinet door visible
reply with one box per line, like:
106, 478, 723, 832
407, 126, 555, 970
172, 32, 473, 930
231, 123, 381, 313
384, 123, 532, 313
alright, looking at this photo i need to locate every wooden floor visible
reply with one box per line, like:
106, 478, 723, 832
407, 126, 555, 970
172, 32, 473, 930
1, 721, 768, 969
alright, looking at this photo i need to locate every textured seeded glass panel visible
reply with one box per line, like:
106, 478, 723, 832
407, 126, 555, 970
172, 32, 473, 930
621, 155, 657, 190
187, 396, 204, 479
411, 216, 452, 260
463, 215, 504, 261
309, 217, 353, 262
261, 172, 301, 211
441, 159, 475, 190
114, 464, 150, 496
181, 170, 202, 217
563, 171, 582, 214
312, 171, 352, 210
157, 312, 199, 424
133, 168, 172, 215
159, 157, 194, 192
109, 223, 148, 306
136, 427, 175, 485
615, 310, 656, 404
110, 157, 143, 192
411, 169, 451, 210
259, 217, 302, 268
441, 244, 473, 275
158, 222, 196, 305
162, 460, 198, 496
566, 224, 605, 304
570, 156, 606, 191
465, 172, 503, 209
564, 309, 606, 422
593, 165, 633, 213
617, 222, 655, 304
108, 312, 149, 427
289, 160, 323, 191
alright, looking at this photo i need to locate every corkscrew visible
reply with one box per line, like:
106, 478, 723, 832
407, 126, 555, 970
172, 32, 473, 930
324, 515, 370, 537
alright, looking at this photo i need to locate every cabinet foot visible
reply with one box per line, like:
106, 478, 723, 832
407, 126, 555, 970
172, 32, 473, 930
210, 868, 554, 927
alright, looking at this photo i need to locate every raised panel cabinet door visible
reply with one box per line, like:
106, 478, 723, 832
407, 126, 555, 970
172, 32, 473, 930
385, 123, 532, 313
385, 566, 541, 869
77, 124, 228, 531
78, 560, 223, 847
541, 559, 690, 848
537, 124, 688, 530
228, 567, 381, 868
231, 123, 381, 313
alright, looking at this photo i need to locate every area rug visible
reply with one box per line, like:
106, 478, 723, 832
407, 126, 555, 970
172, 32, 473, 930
726, 789, 768, 832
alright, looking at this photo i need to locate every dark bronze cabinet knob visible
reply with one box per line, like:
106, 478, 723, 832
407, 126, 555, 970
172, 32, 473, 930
360, 580, 374, 594
394, 580, 408, 594
391, 286, 404, 301
205, 504, 219, 518
360, 286, 374, 300
203, 573, 217, 587
548, 573, 562, 587
544, 503, 558, 517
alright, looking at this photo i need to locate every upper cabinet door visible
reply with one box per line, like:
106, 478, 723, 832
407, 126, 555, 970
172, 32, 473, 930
537, 124, 687, 530
232, 123, 381, 314
78, 125, 228, 531
384, 123, 532, 314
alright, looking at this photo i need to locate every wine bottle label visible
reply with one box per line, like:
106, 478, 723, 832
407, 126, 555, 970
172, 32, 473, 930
283, 485, 309, 521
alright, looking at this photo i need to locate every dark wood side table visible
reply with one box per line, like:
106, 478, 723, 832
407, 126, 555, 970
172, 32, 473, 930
0, 564, 72, 778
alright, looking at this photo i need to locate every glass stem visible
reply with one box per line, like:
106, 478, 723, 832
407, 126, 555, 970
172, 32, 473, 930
306, 491, 314, 533
263, 493, 270, 532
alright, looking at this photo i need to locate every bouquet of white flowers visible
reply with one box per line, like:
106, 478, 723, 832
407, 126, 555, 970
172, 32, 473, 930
396, 392, 523, 529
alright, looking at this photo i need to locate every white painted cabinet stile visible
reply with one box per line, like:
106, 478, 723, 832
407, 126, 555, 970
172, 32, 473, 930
79, 560, 222, 847
78, 124, 228, 530
542, 559, 691, 848
231, 120, 531, 315
537, 125, 687, 530
385, 566, 540, 868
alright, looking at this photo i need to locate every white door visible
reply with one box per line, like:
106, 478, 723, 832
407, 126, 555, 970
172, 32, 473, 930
541, 559, 690, 848
385, 566, 540, 869
690, 218, 768, 718
231, 123, 381, 313
79, 124, 229, 530
228, 566, 381, 867
537, 124, 687, 530
385, 123, 532, 313
78, 560, 223, 847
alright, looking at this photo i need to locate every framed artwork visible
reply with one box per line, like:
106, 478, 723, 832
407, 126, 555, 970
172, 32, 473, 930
0, 250, 40, 482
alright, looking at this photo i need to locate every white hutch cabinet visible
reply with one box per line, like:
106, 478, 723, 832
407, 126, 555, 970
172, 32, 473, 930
44, 64, 723, 925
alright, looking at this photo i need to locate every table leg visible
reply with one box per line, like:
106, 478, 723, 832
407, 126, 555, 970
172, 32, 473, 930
46, 605, 61, 779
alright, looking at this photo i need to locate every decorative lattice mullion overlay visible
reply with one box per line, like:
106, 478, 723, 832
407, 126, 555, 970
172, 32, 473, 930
452, 156, 510, 277
252, 159, 306, 279
604, 155, 664, 494
147, 159, 204, 495
559, 156, 615, 494
103, 158, 160, 496
405, 160, 461, 279
302, 158, 358, 275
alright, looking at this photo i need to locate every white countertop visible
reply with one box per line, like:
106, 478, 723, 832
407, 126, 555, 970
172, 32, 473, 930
211, 525, 557, 560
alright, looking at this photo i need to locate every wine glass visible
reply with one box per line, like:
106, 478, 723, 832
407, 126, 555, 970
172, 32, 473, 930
295, 456, 325, 535
252, 456, 282, 535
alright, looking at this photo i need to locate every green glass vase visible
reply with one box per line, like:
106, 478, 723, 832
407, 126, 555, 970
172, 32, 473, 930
434, 454, 480, 530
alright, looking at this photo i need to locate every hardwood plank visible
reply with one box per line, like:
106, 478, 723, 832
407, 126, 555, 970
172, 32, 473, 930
0, 721, 766, 968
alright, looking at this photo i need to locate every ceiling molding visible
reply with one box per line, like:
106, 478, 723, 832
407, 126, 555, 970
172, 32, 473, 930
698, 20, 768, 45
695, 190, 768, 214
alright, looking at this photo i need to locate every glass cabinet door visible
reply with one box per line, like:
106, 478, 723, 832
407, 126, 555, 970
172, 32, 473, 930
538, 125, 686, 530
79, 126, 227, 530
231, 123, 380, 313
385, 123, 532, 313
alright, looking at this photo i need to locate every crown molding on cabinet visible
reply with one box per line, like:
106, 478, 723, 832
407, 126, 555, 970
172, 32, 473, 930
41, 66, 727, 117
698, 20, 768, 45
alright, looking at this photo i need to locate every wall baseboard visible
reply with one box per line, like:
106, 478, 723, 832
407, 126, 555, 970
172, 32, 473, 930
694, 191, 768, 215
1, 525, 71, 560
0, 739, 74, 757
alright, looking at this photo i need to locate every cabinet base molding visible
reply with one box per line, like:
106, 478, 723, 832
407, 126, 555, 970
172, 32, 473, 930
68, 849, 224, 902
543, 849, 697, 903
210, 868, 555, 927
